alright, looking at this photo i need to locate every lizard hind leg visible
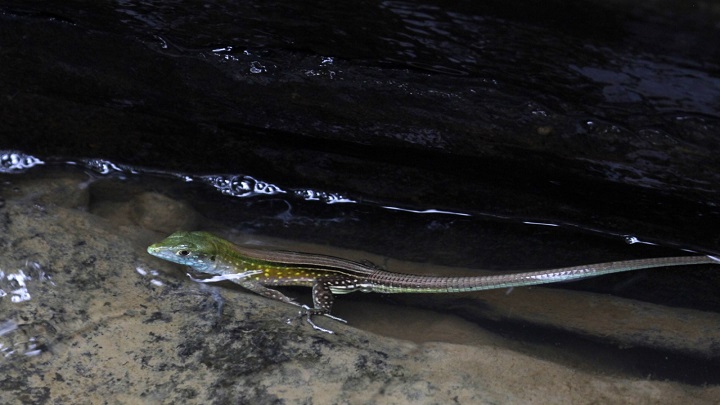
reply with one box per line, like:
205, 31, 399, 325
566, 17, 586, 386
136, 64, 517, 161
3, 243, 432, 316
297, 279, 348, 334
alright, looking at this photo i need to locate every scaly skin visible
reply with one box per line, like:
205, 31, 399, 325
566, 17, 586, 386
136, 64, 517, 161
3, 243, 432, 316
147, 231, 719, 333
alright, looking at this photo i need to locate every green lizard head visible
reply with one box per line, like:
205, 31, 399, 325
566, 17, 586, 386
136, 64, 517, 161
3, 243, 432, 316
147, 231, 223, 273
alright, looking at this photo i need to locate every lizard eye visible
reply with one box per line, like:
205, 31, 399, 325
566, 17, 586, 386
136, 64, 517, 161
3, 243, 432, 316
177, 250, 190, 257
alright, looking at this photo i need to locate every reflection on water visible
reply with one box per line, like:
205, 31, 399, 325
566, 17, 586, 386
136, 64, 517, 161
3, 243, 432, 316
5, 270, 31, 303
0, 152, 44, 173
0, 261, 51, 305
0, 260, 53, 360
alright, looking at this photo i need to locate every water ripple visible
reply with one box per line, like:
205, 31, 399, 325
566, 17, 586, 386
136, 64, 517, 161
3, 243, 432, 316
0, 151, 44, 173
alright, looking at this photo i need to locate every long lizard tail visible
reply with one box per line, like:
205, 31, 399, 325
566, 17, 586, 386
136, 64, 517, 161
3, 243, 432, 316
368, 255, 720, 293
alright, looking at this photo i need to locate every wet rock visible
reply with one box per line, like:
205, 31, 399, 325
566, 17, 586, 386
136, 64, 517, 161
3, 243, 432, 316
129, 192, 198, 233
1, 171, 90, 210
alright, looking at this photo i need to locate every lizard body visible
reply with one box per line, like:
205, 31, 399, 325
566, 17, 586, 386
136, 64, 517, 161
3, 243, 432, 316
148, 231, 719, 333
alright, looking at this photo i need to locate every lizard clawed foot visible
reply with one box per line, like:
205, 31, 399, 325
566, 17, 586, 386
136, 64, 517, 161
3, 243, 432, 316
287, 305, 347, 334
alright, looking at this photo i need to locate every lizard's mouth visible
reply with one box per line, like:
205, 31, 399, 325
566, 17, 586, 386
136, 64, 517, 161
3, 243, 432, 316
146, 244, 165, 257
146, 244, 180, 263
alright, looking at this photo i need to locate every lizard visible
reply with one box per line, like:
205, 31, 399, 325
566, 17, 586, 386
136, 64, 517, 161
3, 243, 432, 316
147, 230, 720, 333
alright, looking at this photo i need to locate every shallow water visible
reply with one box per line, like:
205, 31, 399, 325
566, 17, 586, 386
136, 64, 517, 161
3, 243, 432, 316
1, 0, 720, 402
2, 161, 719, 388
